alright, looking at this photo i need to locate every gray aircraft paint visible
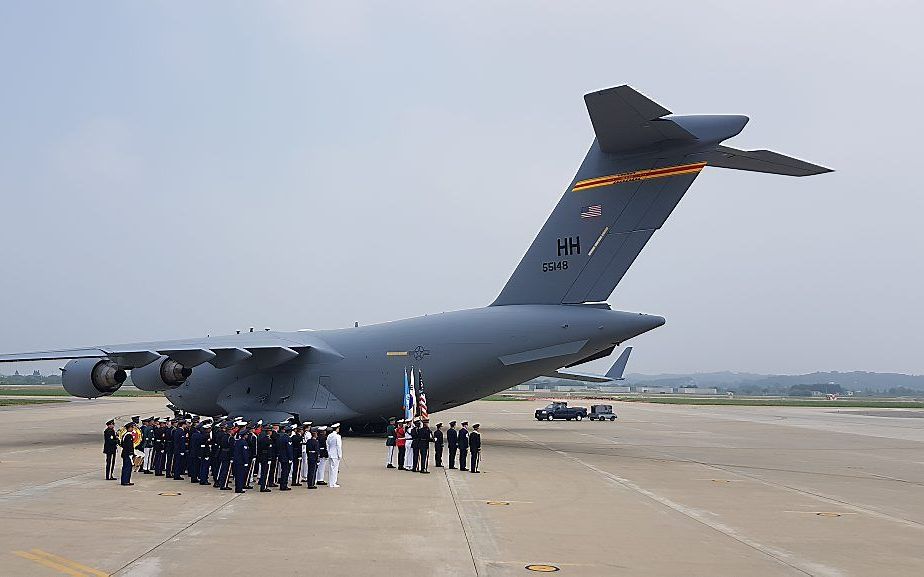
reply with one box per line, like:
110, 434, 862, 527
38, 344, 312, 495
0, 86, 829, 428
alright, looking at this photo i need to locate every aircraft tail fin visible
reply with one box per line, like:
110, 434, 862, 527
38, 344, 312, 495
491, 85, 831, 306
604, 347, 632, 380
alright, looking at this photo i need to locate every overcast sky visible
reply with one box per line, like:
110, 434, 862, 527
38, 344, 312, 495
1, 1, 922, 376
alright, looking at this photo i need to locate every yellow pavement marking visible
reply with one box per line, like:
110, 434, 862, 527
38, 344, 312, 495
13, 549, 109, 577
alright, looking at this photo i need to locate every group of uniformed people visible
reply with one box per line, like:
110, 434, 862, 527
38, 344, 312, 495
385, 418, 482, 473
105, 414, 344, 492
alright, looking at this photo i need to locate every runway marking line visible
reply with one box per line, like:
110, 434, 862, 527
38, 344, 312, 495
13, 548, 109, 577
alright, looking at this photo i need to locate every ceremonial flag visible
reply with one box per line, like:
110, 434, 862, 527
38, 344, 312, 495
409, 367, 417, 419
417, 368, 429, 420
403, 367, 412, 421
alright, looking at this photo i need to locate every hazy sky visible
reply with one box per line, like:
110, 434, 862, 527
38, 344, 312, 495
1, 2, 922, 376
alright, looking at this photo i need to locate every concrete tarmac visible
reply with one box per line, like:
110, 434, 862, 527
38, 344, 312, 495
1, 398, 922, 577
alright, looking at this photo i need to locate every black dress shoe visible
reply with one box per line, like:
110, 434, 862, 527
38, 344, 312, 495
292, 482, 302, 486
235, 489, 245, 493
244, 485, 254, 490
386, 464, 395, 468
449, 466, 456, 469
121, 482, 134, 486
220, 487, 232, 491
307, 485, 317, 489
260, 488, 272, 492
421, 471, 430, 474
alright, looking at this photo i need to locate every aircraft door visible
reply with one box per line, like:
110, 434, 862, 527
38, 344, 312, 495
312, 376, 331, 409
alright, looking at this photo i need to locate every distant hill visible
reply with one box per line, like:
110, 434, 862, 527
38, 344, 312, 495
625, 371, 924, 393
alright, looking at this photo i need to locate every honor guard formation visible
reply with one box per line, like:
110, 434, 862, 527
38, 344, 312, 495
105, 414, 483, 490
384, 417, 482, 473
105, 414, 346, 491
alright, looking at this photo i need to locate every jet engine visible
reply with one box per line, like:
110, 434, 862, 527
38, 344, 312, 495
130, 356, 192, 391
62, 358, 127, 398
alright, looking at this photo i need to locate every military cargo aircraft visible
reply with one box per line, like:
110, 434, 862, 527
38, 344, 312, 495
0, 86, 830, 431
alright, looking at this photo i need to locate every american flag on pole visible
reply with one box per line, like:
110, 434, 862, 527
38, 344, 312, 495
580, 204, 602, 218
417, 369, 429, 420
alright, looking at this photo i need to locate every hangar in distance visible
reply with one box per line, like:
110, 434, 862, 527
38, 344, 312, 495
0, 85, 830, 430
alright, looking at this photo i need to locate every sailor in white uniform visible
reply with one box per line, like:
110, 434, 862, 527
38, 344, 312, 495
300, 421, 311, 481
326, 423, 343, 488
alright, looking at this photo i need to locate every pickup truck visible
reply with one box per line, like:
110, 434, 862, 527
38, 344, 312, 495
535, 401, 588, 421
588, 404, 618, 421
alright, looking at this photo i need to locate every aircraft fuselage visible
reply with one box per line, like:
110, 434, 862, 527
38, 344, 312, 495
164, 305, 663, 425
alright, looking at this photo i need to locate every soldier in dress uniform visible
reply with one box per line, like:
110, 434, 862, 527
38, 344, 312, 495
457, 422, 469, 471
140, 418, 155, 474
275, 424, 294, 491
198, 423, 213, 485
316, 426, 329, 485
246, 422, 259, 488
290, 425, 304, 486
153, 419, 167, 476
411, 419, 423, 472
232, 423, 251, 493
120, 422, 137, 486
216, 423, 233, 490
300, 422, 312, 482
469, 423, 482, 473
103, 419, 118, 480
385, 417, 397, 468
447, 421, 458, 469
188, 423, 203, 483
396, 420, 407, 470
304, 428, 320, 489
326, 423, 343, 488
171, 420, 188, 480
209, 420, 223, 483
418, 419, 432, 474
164, 419, 176, 477
257, 425, 274, 492
268, 423, 280, 488
433, 422, 444, 468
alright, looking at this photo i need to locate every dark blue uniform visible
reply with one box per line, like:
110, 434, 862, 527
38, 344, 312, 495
232, 433, 251, 493
188, 428, 203, 483
120, 430, 135, 485
164, 425, 175, 475
275, 431, 293, 490
257, 431, 274, 491
172, 427, 187, 480
447, 427, 458, 469
198, 429, 213, 485
216, 430, 233, 489
304, 436, 319, 489
458, 428, 469, 470
153, 425, 167, 475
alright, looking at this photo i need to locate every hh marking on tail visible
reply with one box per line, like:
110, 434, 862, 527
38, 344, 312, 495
557, 237, 581, 257
572, 162, 707, 192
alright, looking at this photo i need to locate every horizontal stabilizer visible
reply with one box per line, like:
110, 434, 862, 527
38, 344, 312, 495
703, 145, 832, 176
604, 347, 632, 380
585, 85, 696, 153
541, 370, 613, 383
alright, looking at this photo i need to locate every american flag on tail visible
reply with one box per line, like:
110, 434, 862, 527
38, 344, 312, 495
417, 369, 429, 420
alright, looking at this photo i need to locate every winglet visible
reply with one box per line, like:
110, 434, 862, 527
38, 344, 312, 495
604, 347, 632, 380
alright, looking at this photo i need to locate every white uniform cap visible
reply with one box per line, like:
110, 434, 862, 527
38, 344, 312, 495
318, 426, 328, 431
331, 422, 341, 428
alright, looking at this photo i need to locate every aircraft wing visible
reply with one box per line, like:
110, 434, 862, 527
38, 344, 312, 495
0, 332, 341, 369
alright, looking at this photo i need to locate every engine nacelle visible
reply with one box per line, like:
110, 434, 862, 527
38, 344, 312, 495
62, 358, 127, 398
130, 356, 192, 391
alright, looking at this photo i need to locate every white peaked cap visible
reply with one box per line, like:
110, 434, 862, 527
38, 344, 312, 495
331, 423, 341, 428
318, 426, 328, 431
